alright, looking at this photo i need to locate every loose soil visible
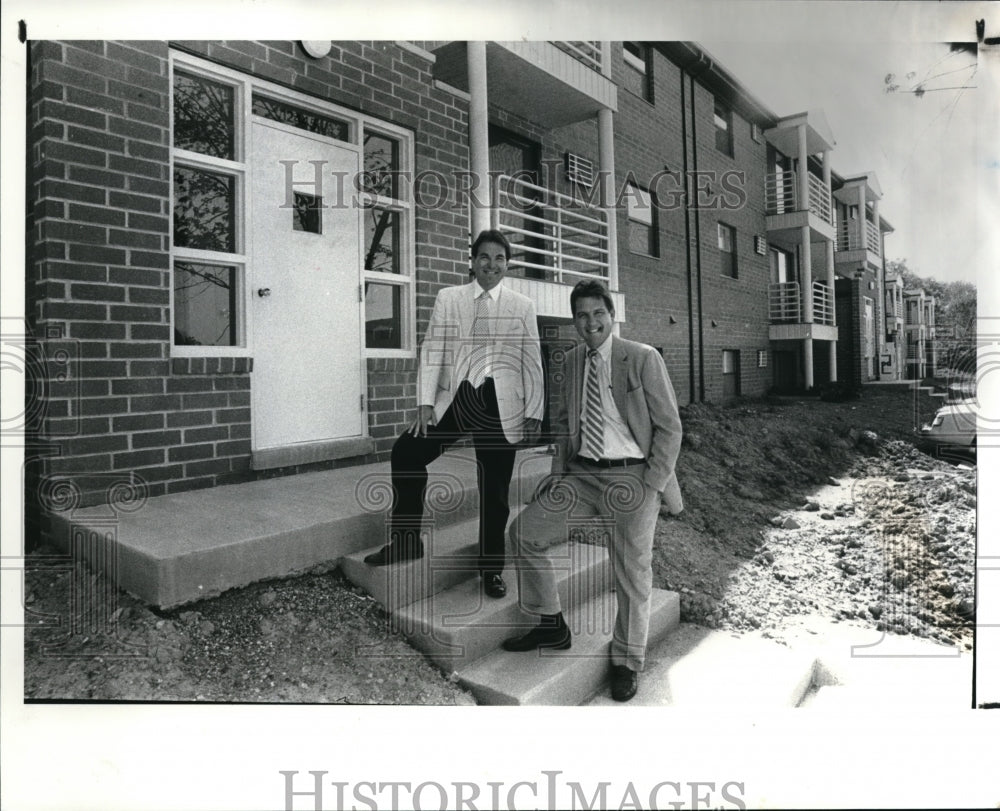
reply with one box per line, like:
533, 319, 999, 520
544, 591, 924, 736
23, 387, 975, 703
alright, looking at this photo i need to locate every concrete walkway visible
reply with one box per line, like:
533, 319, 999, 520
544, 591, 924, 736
50, 447, 551, 608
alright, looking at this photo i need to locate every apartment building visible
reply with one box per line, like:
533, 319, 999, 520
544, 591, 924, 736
23, 39, 895, 532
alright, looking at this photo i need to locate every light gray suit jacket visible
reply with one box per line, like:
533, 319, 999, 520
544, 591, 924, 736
551, 336, 684, 513
418, 281, 545, 444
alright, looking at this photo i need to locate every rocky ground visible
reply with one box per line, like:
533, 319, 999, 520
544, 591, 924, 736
23, 386, 975, 702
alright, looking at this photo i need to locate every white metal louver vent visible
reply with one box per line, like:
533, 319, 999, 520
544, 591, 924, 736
754, 235, 767, 255
565, 152, 595, 187
757, 350, 768, 368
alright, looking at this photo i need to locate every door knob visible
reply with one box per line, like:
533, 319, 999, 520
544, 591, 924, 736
257, 288, 271, 297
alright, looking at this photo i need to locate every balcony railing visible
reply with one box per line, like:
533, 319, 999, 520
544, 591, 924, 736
769, 282, 801, 323
492, 173, 610, 284
813, 281, 833, 325
551, 41, 603, 73
807, 172, 833, 226
765, 171, 833, 226
865, 220, 881, 255
769, 281, 833, 325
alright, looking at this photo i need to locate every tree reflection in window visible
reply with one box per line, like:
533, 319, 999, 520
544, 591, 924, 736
364, 207, 398, 272
174, 262, 237, 346
363, 131, 398, 200
173, 71, 235, 159
251, 95, 349, 141
293, 192, 323, 234
173, 166, 236, 252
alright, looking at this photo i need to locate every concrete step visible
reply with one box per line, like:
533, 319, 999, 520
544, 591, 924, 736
456, 588, 680, 705
394, 540, 615, 671
339, 517, 484, 610
49, 447, 551, 609
584, 623, 815, 708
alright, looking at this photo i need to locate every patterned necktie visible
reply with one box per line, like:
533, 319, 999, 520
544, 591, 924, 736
469, 291, 490, 387
581, 349, 604, 458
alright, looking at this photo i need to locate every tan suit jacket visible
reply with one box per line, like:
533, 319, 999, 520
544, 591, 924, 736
551, 335, 683, 513
418, 281, 545, 444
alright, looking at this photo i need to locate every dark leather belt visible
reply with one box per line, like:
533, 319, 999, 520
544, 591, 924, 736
577, 456, 646, 468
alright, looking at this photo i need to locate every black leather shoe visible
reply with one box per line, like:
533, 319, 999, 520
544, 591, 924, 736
610, 664, 638, 702
483, 573, 507, 599
502, 614, 571, 652
364, 543, 423, 567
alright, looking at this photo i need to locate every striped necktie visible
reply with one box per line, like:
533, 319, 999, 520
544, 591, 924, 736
581, 349, 604, 459
468, 291, 490, 387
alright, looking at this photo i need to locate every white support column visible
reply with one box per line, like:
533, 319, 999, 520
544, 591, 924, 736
467, 41, 491, 239
797, 123, 809, 213
857, 184, 866, 253
600, 41, 612, 78
823, 150, 836, 381
801, 222, 814, 389
822, 149, 832, 228
599, 106, 618, 295
827, 235, 837, 382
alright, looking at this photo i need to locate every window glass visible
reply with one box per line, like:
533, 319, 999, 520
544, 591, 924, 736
363, 132, 399, 199
623, 42, 651, 101
364, 208, 400, 272
627, 185, 657, 256
251, 94, 349, 141
714, 100, 733, 156
364, 282, 402, 349
292, 192, 323, 234
718, 223, 737, 278
173, 166, 236, 252
173, 262, 238, 346
173, 71, 235, 159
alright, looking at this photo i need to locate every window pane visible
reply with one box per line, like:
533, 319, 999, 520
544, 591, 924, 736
364, 208, 400, 272
173, 71, 235, 159
628, 221, 652, 255
714, 102, 732, 155
251, 95, 349, 141
718, 223, 732, 252
174, 262, 238, 346
364, 282, 402, 349
173, 166, 236, 252
627, 186, 653, 225
293, 192, 323, 234
364, 131, 399, 199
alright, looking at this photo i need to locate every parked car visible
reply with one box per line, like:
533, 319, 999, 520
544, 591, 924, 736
919, 404, 976, 463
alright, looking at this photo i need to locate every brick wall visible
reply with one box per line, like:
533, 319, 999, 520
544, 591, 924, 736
26, 39, 470, 531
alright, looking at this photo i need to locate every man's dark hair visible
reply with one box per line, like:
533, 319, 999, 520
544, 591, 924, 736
470, 229, 512, 261
570, 279, 615, 317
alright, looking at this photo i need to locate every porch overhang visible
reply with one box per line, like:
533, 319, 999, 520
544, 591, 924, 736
432, 41, 617, 128
769, 323, 838, 342
765, 211, 835, 246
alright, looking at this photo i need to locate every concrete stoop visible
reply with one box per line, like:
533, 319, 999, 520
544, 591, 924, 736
341, 519, 682, 705
47, 447, 550, 609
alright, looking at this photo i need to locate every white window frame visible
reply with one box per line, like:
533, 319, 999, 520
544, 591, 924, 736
169, 50, 417, 361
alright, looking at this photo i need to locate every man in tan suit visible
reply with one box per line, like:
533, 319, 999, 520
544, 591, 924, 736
366, 230, 544, 601
502, 279, 683, 701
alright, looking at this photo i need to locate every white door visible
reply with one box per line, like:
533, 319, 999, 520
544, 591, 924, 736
250, 120, 363, 450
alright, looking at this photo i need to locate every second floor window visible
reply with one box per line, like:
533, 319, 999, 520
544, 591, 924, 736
714, 98, 733, 157
627, 185, 658, 257
718, 222, 737, 278
623, 42, 652, 103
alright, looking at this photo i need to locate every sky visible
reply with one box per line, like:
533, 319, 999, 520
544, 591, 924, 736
701, 37, 986, 285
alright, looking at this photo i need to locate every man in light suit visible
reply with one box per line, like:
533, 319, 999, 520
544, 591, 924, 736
365, 230, 544, 601
502, 279, 683, 701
